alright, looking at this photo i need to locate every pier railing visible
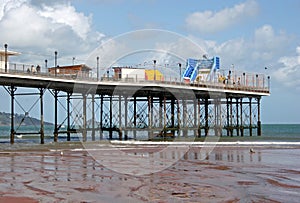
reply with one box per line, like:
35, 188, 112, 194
2, 63, 270, 94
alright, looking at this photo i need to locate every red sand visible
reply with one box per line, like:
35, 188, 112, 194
0, 145, 300, 202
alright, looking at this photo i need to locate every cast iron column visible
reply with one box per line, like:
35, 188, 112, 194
40, 88, 44, 144
53, 90, 58, 142
9, 86, 16, 144
257, 97, 262, 136
67, 93, 71, 141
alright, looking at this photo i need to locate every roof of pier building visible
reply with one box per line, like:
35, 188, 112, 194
48, 64, 92, 75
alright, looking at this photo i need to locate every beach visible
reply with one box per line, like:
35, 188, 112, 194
0, 142, 300, 203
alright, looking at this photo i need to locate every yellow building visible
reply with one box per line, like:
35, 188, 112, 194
145, 69, 164, 81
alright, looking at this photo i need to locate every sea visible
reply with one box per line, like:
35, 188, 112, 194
0, 124, 299, 144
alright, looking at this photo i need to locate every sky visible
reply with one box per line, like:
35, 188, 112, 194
0, 0, 300, 124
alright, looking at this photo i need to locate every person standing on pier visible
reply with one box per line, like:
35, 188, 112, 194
31, 65, 36, 73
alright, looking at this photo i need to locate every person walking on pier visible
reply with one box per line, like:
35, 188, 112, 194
36, 65, 41, 73
31, 65, 36, 73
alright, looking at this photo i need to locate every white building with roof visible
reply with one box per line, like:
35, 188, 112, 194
0, 49, 20, 72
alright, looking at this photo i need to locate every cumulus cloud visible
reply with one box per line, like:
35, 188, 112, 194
37, 3, 92, 40
185, 0, 259, 34
272, 47, 300, 88
0, 0, 105, 65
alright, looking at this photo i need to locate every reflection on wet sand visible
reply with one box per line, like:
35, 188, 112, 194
0, 146, 299, 202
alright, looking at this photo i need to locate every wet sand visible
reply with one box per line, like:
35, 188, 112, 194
0, 143, 300, 202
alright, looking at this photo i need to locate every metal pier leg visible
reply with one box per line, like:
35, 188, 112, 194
118, 95, 122, 140
249, 98, 252, 136
236, 98, 239, 136
124, 96, 128, 140
82, 94, 87, 142
100, 94, 103, 140
230, 97, 233, 136
257, 97, 261, 136
67, 93, 71, 141
194, 99, 197, 137
91, 94, 95, 141
163, 96, 167, 137
148, 95, 152, 139
159, 96, 163, 129
182, 99, 187, 137
197, 99, 201, 138
54, 90, 58, 142
240, 98, 244, 137
9, 86, 16, 144
133, 96, 137, 139
40, 88, 44, 144
177, 99, 181, 136
171, 99, 175, 137
109, 95, 113, 139
215, 98, 222, 137
226, 97, 230, 136
205, 98, 209, 136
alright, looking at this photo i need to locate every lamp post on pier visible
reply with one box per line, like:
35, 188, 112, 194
97, 56, 99, 81
178, 63, 182, 82
54, 51, 57, 76
153, 60, 156, 81
45, 59, 48, 72
4, 44, 8, 73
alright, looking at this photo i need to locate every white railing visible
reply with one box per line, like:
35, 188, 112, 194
1, 63, 270, 93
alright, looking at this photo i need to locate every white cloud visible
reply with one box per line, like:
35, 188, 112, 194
185, 0, 259, 34
0, 0, 105, 66
272, 46, 300, 87
38, 3, 92, 40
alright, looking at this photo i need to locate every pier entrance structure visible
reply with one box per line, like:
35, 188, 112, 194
0, 51, 270, 144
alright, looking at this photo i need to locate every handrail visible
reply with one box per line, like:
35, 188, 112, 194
1, 63, 270, 94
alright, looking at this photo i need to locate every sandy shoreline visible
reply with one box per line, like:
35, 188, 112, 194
0, 142, 300, 202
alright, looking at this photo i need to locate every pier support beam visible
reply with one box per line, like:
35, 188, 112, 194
53, 90, 58, 142
171, 99, 175, 136
204, 98, 209, 136
100, 94, 103, 139
67, 93, 71, 141
159, 97, 163, 129
91, 94, 95, 141
148, 95, 152, 139
39, 88, 44, 144
249, 97, 252, 136
194, 99, 198, 137
197, 99, 201, 137
133, 96, 137, 139
240, 98, 244, 137
124, 96, 128, 140
177, 99, 181, 136
163, 96, 167, 137
109, 95, 113, 139
257, 97, 262, 136
118, 95, 122, 140
236, 98, 239, 136
9, 86, 16, 144
226, 97, 230, 136
182, 99, 187, 137
230, 98, 233, 136
214, 98, 222, 136
82, 94, 87, 142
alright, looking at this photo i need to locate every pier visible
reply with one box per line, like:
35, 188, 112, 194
0, 47, 270, 144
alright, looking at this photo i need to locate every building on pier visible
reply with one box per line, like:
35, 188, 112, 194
0, 49, 20, 72
48, 64, 92, 77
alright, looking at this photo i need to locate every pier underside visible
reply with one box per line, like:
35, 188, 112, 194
2, 84, 264, 144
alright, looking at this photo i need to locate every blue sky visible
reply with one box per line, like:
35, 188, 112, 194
0, 0, 300, 124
